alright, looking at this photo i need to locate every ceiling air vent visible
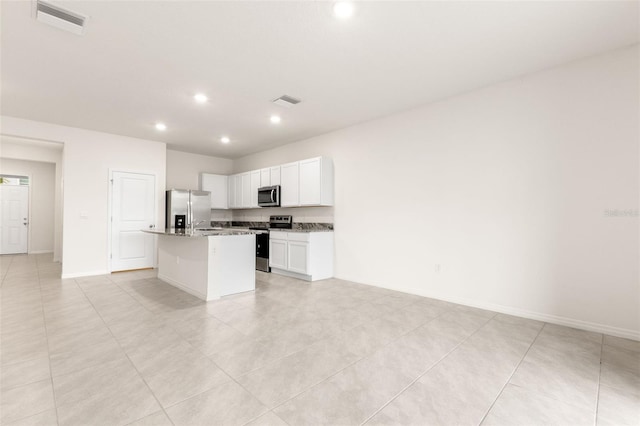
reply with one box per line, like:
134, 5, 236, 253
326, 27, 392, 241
35, 0, 86, 35
272, 95, 301, 108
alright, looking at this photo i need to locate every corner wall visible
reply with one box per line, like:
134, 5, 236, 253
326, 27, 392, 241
0, 158, 56, 253
0, 137, 64, 261
166, 149, 233, 190
0, 117, 167, 278
234, 45, 640, 339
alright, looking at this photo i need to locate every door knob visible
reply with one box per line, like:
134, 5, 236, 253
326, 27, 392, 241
149, 224, 156, 229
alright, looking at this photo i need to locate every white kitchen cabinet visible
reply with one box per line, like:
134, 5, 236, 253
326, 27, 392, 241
234, 175, 243, 208
299, 157, 334, 206
269, 232, 288, 270
250, 170, 261, 208
222, 157, 332, 209
287, 241, 309, 274
228, 174, 237, 208
268, 231, 333, 281
260, 168, 271, 187
200, 173, 228, 209
241, 173, 251, 208
280, 162, 299, 207
270, 166, 281, 186
260, 166, 281, 188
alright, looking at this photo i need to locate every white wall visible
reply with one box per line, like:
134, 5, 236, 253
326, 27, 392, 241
166, 149, 234, 222
0, 117, 166, 278
0, 137, 64, 261
0, 158, 55, 253
166, 149, 233, 190
234, 46, 640, 339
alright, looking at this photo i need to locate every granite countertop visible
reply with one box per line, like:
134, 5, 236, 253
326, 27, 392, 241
269, 228, 334, 233
143, 228, 255, 237
145, 224, 334, 237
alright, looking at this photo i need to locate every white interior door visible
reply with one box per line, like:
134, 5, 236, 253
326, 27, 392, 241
0, 185, 29, 254
111, 172, 155, 272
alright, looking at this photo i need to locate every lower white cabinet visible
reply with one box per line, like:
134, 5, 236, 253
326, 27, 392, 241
269, 238, 287, 270
269, 231, 333, 281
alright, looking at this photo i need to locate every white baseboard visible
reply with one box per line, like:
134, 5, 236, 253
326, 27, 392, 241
338, 278, 640, 342
271, 268, 312, 281
28, 250, 53, 254
61, 270, 109, 279
157, 273, 217, 301
430, 292, 640, 342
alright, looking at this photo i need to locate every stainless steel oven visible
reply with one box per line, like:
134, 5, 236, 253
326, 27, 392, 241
258, 185, 280, 207
250, 228, 270, 272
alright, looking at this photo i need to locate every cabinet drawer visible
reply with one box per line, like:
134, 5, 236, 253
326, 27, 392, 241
270, 231, 288, 241
287, 232, 310, 242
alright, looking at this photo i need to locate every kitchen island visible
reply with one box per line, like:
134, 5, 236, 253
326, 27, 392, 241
144, 229, 256, 301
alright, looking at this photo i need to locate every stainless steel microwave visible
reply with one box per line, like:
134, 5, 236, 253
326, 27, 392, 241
258, 185, 280, 207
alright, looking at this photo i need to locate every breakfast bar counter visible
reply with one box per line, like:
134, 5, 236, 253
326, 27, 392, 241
144, 229, 256, 300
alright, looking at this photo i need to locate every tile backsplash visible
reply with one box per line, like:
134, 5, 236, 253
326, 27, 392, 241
215, 206, 334, 224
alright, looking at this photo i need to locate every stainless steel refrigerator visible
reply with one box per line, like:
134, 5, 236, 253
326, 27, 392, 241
165, 190, 211, 230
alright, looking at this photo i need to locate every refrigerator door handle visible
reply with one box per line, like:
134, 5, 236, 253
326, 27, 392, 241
187, 192, 192, 227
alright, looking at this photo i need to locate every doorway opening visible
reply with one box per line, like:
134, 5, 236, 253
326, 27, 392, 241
0, 175, 30, 254
0, 135, 64, 262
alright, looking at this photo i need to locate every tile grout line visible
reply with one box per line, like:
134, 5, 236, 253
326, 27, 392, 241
359, 311, 498, 426
262, 304, 462, 422
218, 298, 456, 425
186, 281, 386, 426
206, 290, 408, 379
475, 321, 546, 426
108, 274, 178, 426
593, 334, 604, 426
76, 274, 177, 426
37, 258, 61, 426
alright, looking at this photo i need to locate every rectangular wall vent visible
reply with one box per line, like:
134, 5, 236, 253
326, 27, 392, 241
36, 0, 86, 35
272, 95, 301, 108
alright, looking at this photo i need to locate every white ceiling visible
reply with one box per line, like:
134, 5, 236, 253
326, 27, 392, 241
1, 1, 638, 159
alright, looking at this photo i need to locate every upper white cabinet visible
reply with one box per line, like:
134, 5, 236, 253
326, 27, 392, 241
250, 170, 261, 208
241, 172, 251, 208
225, 157, 333, 209
299, 157, 333, 206
270, 166, 281, 186
260, 168, 271, 187
228, 175, 236, 208
200, 173, 228, 209
259, 166, 281, 188
280, 161, 299, 207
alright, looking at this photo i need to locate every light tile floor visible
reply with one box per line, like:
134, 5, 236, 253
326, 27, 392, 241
1, 253, 639, 426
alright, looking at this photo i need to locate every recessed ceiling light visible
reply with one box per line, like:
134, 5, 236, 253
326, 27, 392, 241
333, 2, 354, 19
194, 93, 208, 104
270, 115, 282, 124
220, 136, 230, 144
155, 122, 167, 131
